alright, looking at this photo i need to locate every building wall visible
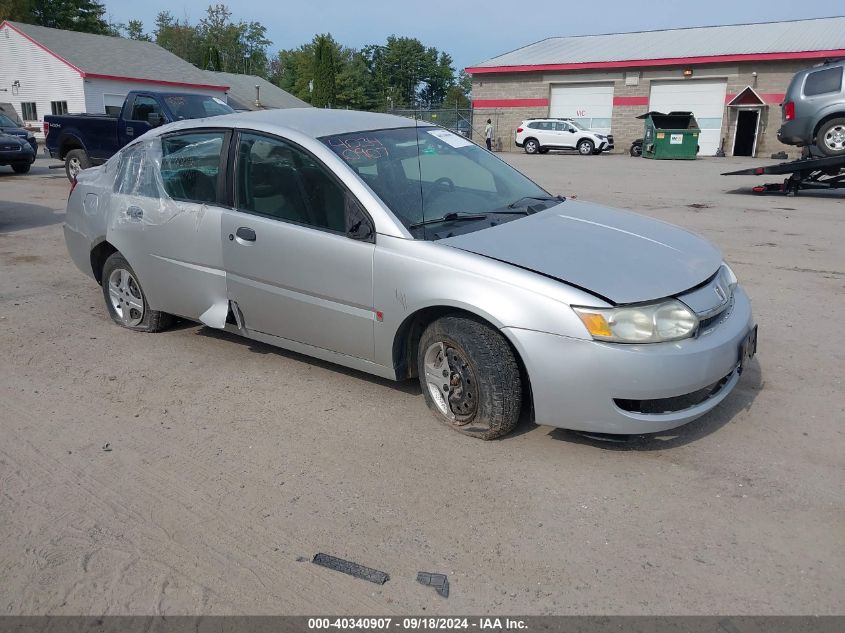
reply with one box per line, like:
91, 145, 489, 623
0, 23, 85, 133
472, 59, 815, 158
83, 78, 229, 114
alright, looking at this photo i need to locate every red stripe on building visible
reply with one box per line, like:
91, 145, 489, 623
613, 96, 649, 106
83, 73, 229, 92
466, 50, 845, 74
472, 98, 549, 108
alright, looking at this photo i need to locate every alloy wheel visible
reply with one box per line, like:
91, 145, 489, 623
108, 268, 145, 327
422, 341, 478, 424
824, 125, 845, 152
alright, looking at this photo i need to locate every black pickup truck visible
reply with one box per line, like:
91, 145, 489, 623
44, 91, 233, 181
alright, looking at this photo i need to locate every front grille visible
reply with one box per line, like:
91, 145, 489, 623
0, 144, 21, 152
614, 371, 734, 415
606, 134, 614, 144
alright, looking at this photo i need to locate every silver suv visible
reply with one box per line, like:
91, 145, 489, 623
778, 59, 845, 157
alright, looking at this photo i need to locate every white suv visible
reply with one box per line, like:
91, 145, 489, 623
515, 118, 614, 155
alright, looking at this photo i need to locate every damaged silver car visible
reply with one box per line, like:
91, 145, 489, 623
64, 109, 757, 439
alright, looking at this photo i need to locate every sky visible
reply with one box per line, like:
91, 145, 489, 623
103, 0, 844, 72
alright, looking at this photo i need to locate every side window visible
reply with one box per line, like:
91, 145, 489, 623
554, 122, 570, 131
237, 132, 347, 233
804, 67, 843, 97
113, 144, 160, 198
130, 96, 162, 122
159, 131, 225, 204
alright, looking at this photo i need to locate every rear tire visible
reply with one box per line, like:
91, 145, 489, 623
64, 149, 90, 182
816, 118, 845, 157
417, 315, 522, 440
523, 138, 540, 155
11, 163, 30, 174
578, 139, 595, 155
630, 143, 642, 157
101, 252, 173, 332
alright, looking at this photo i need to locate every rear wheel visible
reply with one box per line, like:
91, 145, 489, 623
64, 149, 90, 182
817, 118, 845, 157
417, 315, 522, 440
630, 142, 643, 157
11, 162, 30, 174
523, 138, 540, 155
578, 139, 595, 155
101, 252, 173, 332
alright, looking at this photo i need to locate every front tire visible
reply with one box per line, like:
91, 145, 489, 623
417, 315, 522, 440
578, 139, 595, 155
11, 163, 30, 174
101, 252, 173, 332
523, 138, 540, 155
64, 149, 90, 182
816, 118, 845, 157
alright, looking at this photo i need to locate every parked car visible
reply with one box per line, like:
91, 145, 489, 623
45, 91, 234, 181
0, 102, 25, 127
64, 109, 756, 440
630, 138, 643, 157
0, 112, 38, 153
0, 131, 36, 173
778, 59, 845, 157
515, 118, 614, 155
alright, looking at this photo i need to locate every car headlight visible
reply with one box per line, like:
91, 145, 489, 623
573, 299, 699, 343
26, 131, 35, 140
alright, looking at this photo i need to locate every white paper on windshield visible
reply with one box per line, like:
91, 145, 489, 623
427, 128, 473, 148
212, 98, 227, 106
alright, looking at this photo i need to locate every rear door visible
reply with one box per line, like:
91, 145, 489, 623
221, 131, 376, 360
108, 129, 230, 325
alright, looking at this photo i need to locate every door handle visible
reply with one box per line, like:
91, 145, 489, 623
125, 126, 134, 136
234, 226, 256, 243
127, 205, 143, 221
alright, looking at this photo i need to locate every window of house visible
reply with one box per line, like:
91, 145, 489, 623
159, 132, 226, 204
237, 132, 347, 232
50, 101, 68, 115
804, 67, 843, 97
21, 102, 37, 121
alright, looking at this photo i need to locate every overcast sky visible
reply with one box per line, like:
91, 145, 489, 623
104, 0, 844, 72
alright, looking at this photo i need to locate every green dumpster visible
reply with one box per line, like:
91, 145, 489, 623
637, 111, 700, 160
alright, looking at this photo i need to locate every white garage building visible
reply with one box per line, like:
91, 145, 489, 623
469, 17, 845, 157
0, 21, 230, 136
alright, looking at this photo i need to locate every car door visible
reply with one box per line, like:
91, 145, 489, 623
221, 131, 376, 360
108, 129, 230, 326
118, 94, 160, 146
555, 122, 577, 148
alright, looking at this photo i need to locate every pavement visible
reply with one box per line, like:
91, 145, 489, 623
1, 153, 843, 615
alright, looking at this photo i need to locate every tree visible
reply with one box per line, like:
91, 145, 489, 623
270, 44, 315, 103
154, 11, 201, 65
335, 49, 377, 111
311, 34, 338, 108
4, 0, 112, 34
125, 19, 150, 41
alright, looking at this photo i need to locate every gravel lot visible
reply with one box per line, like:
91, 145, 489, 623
1, 152, 843, 615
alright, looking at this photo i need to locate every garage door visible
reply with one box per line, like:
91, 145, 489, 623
649, 79, 727, 156
549, 83, 614, 134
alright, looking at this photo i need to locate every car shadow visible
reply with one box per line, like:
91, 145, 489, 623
539, 358, 763, 450
0, 200, 65, 232
194, 327, 422, 396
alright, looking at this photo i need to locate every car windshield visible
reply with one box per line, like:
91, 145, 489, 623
162, 95, 234, 120
321, 126, 553, 238
0, 114, 18, 127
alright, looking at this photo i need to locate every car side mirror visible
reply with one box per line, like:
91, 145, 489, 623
147, 112, 163, 127
345, 195, 374, 243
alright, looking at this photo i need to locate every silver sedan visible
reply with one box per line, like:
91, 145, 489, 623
64, 109, 757, 439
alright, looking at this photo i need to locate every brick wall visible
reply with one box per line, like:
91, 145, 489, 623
472, 59, 816, 158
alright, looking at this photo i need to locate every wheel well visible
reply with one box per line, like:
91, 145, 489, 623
59, 137, 83, 160
523, 136, 539, 146
391, 306, 533, 416
90, 241, 118, 284
813, 113, 845, 140
577, 137, 594, 147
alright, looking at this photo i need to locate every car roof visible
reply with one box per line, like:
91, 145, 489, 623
524, 117, 574, 121
180, 108, 421, 138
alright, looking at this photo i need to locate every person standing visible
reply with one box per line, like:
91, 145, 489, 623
485, 119, 494, 151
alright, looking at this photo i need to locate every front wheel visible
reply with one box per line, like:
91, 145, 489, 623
578, 139, 595, 155
64, 149, 90, 182
11, 163, 30, 174
817, 118, 845, 157
417, 315, 522, 440
523, 138, 540, 154
101, 252, 173, 332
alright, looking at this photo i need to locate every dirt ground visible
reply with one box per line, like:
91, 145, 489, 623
1, 152, 843, 616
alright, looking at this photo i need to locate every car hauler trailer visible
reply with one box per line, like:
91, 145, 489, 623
723, 155, 845, 196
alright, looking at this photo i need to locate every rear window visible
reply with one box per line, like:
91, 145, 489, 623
803, 67, 843, 97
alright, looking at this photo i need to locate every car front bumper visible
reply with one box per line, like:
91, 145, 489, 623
0, 147, 35, 165
503, 286, 755, 434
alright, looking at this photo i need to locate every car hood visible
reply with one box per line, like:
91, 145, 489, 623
438, 200, 722, 304
0, 127, 28, 138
